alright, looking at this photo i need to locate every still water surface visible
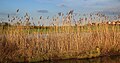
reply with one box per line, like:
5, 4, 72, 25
39, 56, 120, 63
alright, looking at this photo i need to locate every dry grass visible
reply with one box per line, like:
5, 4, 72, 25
0, 11, 120, 62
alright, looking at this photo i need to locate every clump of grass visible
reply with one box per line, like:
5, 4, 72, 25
0, 10, 120, 62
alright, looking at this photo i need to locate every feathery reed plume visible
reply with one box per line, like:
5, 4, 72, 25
47, 16, 49, 19
58, 12, 62, 16
8, 14, 10, 18
17, 9, 19, 13
40, 16, 42, 19
68, 10, 74, 15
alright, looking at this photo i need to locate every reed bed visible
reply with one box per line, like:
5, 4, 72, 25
0, 11, 120, 62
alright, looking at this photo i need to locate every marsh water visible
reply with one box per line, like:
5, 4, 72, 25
39, 56, 120, 63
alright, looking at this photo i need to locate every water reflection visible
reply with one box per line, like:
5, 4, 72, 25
38, 56, 120, 63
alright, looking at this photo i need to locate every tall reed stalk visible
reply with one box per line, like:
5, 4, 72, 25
0, 11, 120, 62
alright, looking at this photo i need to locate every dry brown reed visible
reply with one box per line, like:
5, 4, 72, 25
0, 11, 120, 62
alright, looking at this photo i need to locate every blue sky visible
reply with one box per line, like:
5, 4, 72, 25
0, 0, 120, 24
